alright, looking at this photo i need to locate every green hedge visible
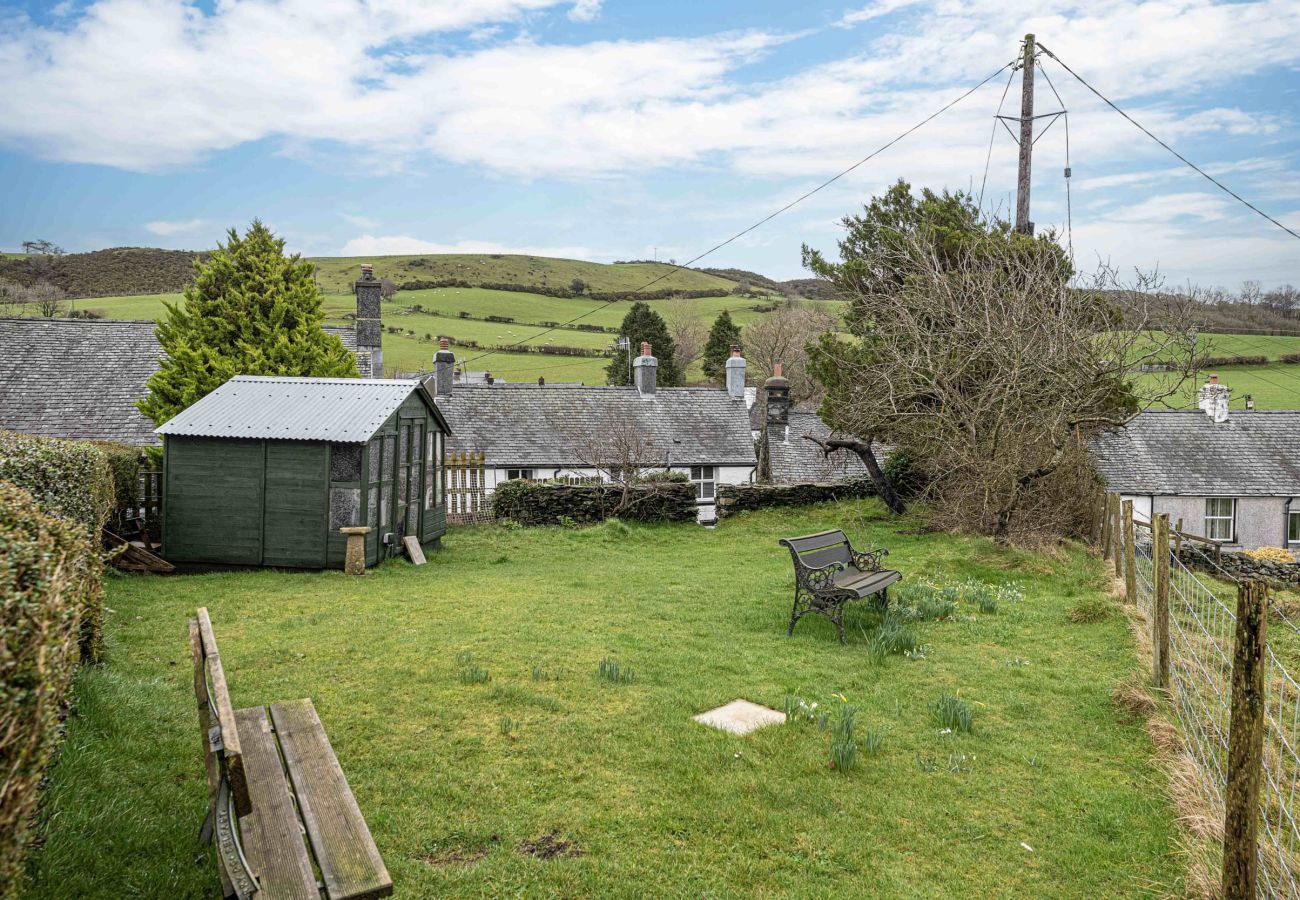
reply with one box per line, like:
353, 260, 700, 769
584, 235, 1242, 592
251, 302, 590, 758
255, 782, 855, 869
0, 432, 116, 536
0, 481, 103, 898
89, 441, 143, 531
716, 478, 876, 517
493, 479, 697, 525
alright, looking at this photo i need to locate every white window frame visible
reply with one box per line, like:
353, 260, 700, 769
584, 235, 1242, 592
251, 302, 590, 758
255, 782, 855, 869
1288, 508, 1300, 547
1204, 497, 1236, 542
506, 468, 535, 482
690, 465, 716, 502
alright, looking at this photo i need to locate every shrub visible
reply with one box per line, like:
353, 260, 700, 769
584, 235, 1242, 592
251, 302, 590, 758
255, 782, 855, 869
1244, 546, 1296, 564
492, 479, 696, 526
89, 441, 142, 532
0, 482, 103, 897
1281, 352, 1300, 365
882, 448, 929, 499
0, 431, 115, 535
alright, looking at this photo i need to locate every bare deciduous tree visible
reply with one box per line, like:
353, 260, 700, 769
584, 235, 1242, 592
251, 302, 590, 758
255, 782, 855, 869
743, 302, 837, 406
564, 412, 682, 516
812, 233, 1199, 543
30, 282, 67, 318
662, 298, 707, 377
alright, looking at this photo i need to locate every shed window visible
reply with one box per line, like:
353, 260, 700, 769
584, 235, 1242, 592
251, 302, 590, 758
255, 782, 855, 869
1205, 497, 1236, 542
690, 466, 716, 501
1288, 509, 1300, 547
367, 437, 381, 482
426, 431, 444, 510
330, 444, 362, 482
367, 487, 378, 528
329, 488, 360, 529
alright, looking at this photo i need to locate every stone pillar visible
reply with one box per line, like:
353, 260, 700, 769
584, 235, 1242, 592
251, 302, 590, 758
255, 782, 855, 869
339, 526, 371, 575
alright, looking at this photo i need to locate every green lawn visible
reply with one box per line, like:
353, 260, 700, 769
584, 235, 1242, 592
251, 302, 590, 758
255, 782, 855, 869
26, 501, 1181, 897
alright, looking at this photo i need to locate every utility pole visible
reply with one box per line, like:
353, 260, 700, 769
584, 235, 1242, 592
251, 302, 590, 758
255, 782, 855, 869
1014, 33, 1036, 235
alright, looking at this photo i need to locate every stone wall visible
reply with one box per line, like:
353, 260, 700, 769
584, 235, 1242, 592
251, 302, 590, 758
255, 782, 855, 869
1177, 545, 1300, 590
716, 478, 876, 517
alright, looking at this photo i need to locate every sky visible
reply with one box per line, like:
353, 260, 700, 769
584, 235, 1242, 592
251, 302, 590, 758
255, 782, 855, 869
1, 0, 1298, 287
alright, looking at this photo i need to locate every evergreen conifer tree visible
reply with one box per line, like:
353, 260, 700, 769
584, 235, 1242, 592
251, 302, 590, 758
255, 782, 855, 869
138, 221, 358, 425
605, 301, 681, 386
701, 310, 742, 384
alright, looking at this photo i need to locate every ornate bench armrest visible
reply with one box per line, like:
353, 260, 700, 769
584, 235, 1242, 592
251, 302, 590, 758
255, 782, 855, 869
850, 547, 890, 572
792, 558, 844, 594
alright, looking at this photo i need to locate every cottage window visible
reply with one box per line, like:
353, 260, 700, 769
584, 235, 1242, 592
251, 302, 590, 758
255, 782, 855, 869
690, 465, 716, 501
1204, 497, 1236, 542
1288, 509, 1300, 547
506, 468, 534, 481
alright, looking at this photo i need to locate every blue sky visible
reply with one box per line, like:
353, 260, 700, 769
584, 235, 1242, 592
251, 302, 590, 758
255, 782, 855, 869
1, 0, 1298, 286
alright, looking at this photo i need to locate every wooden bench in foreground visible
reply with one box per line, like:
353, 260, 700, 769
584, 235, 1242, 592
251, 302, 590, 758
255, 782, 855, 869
189, 608, 392, 900
779, 529, 902, 643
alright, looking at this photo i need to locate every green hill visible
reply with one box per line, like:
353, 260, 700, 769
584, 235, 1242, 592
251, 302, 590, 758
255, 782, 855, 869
311, 254, 740, 295
0, 246, 747, 299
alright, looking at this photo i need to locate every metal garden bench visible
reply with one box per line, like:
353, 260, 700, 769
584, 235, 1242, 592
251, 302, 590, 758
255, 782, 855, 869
779, 529, 901, 643
189, 608, 392, 900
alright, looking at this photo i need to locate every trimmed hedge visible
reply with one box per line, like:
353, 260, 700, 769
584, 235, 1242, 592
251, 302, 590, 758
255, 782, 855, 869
0, 481, 103, 898
493, 479, 697, 525
716, 478, 876, 517
90, 441, 143, 531
0, 431, 116, 536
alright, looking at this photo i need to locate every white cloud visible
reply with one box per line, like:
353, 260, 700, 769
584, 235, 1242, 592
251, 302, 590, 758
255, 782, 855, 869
339, 234, 602, 259
144, 218, 205, 235
837, 0, 922, 27
339, 212, 380, 229
568, 0, 601, 22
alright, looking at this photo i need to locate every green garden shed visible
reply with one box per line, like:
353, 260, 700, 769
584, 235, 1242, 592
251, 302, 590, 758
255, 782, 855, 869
158, 376, 450, 569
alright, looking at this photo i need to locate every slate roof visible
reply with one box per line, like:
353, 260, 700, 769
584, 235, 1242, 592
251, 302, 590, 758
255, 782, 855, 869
434, 384, 756, 468
0, 318, 368, 447
764, 409, 887, 484
157, 376, 446, 442
1092, 410, 1300, 496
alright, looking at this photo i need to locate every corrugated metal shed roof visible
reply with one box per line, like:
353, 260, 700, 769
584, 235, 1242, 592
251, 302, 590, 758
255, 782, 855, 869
157, 376, 431, 443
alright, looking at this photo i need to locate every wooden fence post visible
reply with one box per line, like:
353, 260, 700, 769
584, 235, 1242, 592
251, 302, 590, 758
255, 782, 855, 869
1112, 495, 1124, 577
1152, 513, 1171, 689
1222, 580, 1269, 900
1122, 500, 1136, 602
1101, 492, 1114, 560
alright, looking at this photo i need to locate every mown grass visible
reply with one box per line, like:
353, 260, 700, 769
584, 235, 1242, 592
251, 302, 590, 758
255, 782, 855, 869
26, 500, 1181, 898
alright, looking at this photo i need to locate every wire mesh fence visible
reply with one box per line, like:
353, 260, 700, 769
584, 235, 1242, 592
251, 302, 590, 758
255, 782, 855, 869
1129, 522, 1300, 897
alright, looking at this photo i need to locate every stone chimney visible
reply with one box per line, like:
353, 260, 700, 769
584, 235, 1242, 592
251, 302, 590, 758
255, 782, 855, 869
355, 265, 383, 379
1197, 374, 1230, 423
434, 337, 455, 397
764, 361, 790, 426
725, 345, 746, 400
633, 341, 657, 398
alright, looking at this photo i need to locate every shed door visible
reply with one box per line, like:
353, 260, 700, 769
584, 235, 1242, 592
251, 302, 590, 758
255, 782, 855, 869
263, 443, 328, 568
397, 420, 423, 537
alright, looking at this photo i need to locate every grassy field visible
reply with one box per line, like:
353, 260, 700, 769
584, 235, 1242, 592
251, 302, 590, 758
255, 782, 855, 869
1139, 363, 1300, 409
25, 501, 1181, 897
307, 254, 743, 295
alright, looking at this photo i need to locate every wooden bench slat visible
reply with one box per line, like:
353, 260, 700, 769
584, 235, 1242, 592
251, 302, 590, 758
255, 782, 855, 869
196, 607, 250, 817
270, 699, 392, 900
798, 544, 852, 570
783, 530, 849, 553
190, 619, 234, 899
231, 706, 321, 900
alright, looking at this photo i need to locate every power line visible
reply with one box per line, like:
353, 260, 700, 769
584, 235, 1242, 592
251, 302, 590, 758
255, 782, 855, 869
978, 65, 1018, 211
1037, 44, 1300, 243
1036, 60, 1073, 256
459, 58, 1019, 368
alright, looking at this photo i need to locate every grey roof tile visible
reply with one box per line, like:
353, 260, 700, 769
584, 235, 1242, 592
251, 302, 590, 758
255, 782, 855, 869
1092, 410, 1300, 496
0, 318, 367, 446
765, 409, 886, 483
435, 383, 756, 468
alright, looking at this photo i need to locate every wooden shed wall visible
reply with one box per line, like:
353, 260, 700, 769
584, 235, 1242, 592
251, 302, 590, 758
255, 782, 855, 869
163, 437, 265, 564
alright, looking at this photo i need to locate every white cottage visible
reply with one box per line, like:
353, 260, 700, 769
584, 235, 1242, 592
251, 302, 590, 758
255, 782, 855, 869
429, 339, 757, 522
